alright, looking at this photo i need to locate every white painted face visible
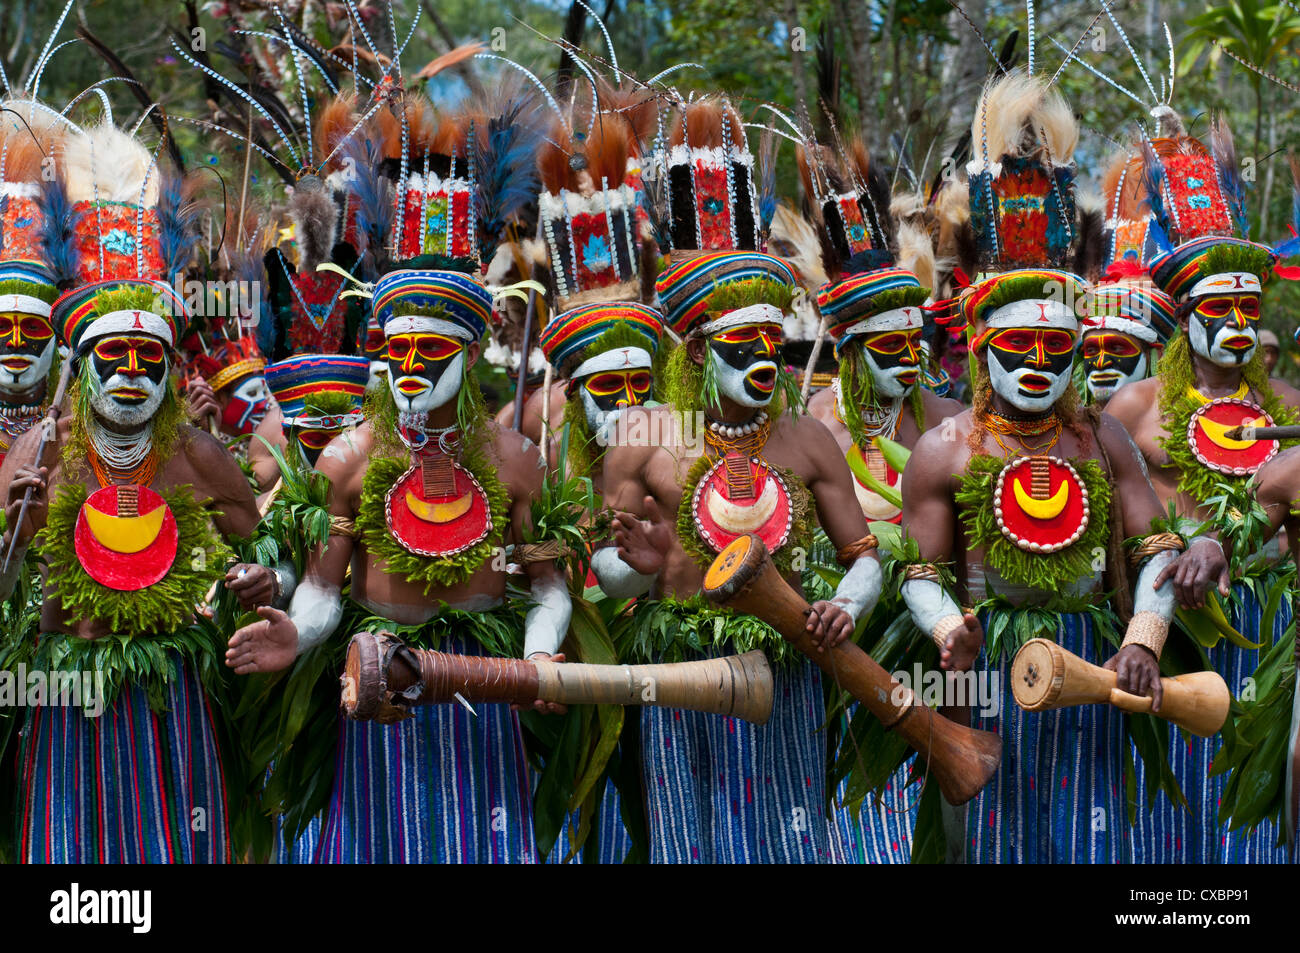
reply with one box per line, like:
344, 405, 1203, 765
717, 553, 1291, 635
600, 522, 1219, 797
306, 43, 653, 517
1188, 294, 1260, 368
366, 361, 388, 395
705, 321, 783, 409
389, 350, 463, 414
984, 327, 1077, 414
857, 327, 925, 401
385, 331, 465, 415
0, 337, 55, 397
88, 357, 169, 427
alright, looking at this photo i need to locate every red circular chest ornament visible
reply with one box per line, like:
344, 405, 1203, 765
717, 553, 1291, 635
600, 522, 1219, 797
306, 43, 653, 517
1186, 398, 1278, 476
691, 455, 793, 555
993, 455, 1090, 553
74, 484, 179, 591
384, 460, 492, 557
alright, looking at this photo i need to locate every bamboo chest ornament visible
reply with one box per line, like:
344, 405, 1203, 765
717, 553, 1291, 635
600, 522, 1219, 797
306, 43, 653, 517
74, 484, 179, 590
993, 455, 1089, 554
1186, 397, 1278, 475
384, 452, 493, 558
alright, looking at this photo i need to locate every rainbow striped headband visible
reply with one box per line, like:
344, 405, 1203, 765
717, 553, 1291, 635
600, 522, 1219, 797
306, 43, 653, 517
1150, 236, 1277, 302
265, 354, 369, 428
655, 251, 796, 336
539, 302, 664, 374
50, 278, 187, 351
961, 268, 1087, 343
0, 259, 57, 318
817, 268, 926, 353
1085, 283, 1175, 345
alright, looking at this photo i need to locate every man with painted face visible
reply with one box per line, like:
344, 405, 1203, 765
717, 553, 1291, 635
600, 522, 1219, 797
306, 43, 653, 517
262, 354, 369, 468
598, 250, 883, 863
1105, 233, 1300, 863
187, 338, 271, 439
1079, 273, 1173, 408
537, 303, 664, 494
224, 267, 571, 863
899, 268, 1228, 863
808, 269, 963, 522
0, 261, 59, 467
0, 278, 278, 862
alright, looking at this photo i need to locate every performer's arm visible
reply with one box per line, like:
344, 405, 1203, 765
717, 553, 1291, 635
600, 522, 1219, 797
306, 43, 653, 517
0, 425, 53, 601
225, 433, 357, 674
506, 428, 571, 715
597, 408, 670, 596
801, 416, 882, 646
898, 425, 982, 671
1098, 415, 1227, 710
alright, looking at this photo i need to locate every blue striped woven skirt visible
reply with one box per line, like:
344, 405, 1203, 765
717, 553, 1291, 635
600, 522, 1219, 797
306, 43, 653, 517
546, 780, 635, 864
18, 654, 230, 863
641, 654, 845, 863
314, 634, 537, 863
273, 810, 321, 864
967, 611, 1131, 863
1134, 584, 1295, 863
833, 736, 916, 864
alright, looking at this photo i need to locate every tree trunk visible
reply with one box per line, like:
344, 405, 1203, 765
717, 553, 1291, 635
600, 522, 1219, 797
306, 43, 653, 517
786, 0, 807, 112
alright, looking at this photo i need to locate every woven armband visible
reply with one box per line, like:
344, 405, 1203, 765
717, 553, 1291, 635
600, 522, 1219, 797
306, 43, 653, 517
1128, 532, 1185, 567
836, 534, 879, 567
328, 515, 358, 538
1121, 610, 1170, 660
515, 540, 572, 564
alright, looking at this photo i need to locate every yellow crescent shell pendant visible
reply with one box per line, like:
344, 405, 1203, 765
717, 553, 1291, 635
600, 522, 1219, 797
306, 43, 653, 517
81, 499, 167, 554
853, 478, 902, 521
1197, 413, 1266, 451
705, 476, 780, 534
404, 488, 474, 524
1011, 476, 1069, 520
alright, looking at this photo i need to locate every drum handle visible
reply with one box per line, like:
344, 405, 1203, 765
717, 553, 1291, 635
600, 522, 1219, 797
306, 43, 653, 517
1107, 686, 1156, 715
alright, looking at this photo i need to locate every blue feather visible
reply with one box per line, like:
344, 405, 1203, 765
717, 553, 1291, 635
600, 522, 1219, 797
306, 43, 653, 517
342, 131, 391, 269
1138, 138, 1172, 241
1146, 215, 1173, 255
1210, 118, 1250, 240
473, 101, 541, 263
157, 168, 203, 281
36, 175, 79, 286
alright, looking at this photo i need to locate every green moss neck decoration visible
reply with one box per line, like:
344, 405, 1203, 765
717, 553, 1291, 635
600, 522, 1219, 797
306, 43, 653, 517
675, 453, 814, 577
561, 395, 599, 478
956, 453, 1112, 594
36, 482, 231, 638
356, 454, 510, 593
1156, 332, 1300, 506
838, 344, 925, 446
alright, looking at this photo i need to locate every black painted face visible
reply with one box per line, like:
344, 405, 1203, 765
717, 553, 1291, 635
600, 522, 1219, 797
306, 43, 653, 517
0, 311, 55, 393
386, 332, 464, 414
1081, 331, 1144, 377
581, 368, 653, 413
90, 334, 168, 394
707, 322, 783, 405
1190, 294, 1260, 365
293, 426, 336, 466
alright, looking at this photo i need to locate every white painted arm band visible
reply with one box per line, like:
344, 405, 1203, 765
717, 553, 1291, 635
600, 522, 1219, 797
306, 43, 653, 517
288, 578, 343, 656
524, 574, 572, 658
1122, 549, 1177, 659
831, 554, 882, 621
901, 578, 964, 649
590, 546, 656, 599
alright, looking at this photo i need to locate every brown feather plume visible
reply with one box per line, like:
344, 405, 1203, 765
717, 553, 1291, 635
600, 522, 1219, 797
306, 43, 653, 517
537, 119, 578, 194
670, 99, 744, 150
314, 93, 358, 171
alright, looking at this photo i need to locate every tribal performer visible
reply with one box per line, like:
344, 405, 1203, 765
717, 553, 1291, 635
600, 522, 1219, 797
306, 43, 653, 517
795, 131, 961, 863
1103, 111, 1300, 862
0, 120, 277, 862
224, 266, 572, 863
598, 98, 884, 863
905, 72, 1228, 863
